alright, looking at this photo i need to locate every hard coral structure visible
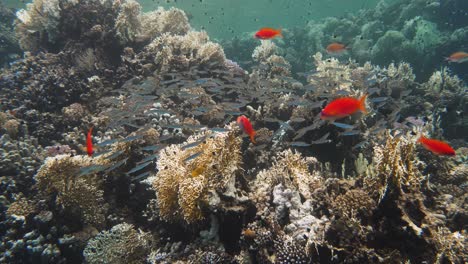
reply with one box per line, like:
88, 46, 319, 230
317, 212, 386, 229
251, 149, 323, 219
83, 223, 151, 264
143, 30, 226, 73
149, 127, 242, 223
252, 40, 291, 80
35, 153, 111, 227
14, 0, 191, 53
363, 131, 423, 202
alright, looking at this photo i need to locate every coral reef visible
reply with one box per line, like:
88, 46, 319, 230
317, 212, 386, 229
0, 0, 466, 263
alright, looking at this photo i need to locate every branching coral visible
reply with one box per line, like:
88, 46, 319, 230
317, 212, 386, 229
114, 0, 141, 45
35, 154, 110, 226
363, 131, 423, 202
149, 127, 242, 223
83, 223, 151, 264
144, 30, 226, 73
308, 52, 375, 99
251, 149, 323, 219
252, 40, 291, 80
332, 189, 376, 219
14, 0, 62, 51
140, 7, 190, 40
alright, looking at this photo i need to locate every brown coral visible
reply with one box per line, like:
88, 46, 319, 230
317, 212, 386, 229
150, 127, 242, 223
145, 30, 226, 73
34, 152, 114, 226
83, 223, 151, 264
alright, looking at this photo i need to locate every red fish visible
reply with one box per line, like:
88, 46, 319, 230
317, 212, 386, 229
87, 127, 94, 157
254, 27, 283, 40
320, 95, 367, 121
326, 42, 348, 54
237, 115, 256, 144
418, 136, 455, 156
445, 51, 468, 63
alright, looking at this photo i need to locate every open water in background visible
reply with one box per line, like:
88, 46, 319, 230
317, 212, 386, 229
3, 0, 392, 40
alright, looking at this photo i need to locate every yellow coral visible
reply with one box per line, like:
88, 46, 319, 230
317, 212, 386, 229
34, 149, 116, 226
151, 128, 242, 223
363, 131, 423, 202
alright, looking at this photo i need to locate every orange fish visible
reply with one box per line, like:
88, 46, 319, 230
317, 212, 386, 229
445, 51, 468, 63
254, 27, 283, 40
418, 136, 455, 156
326, 42, 348, 54
237, 115, 256, 144
320, 95, 367, 121
87, 127, 94, 157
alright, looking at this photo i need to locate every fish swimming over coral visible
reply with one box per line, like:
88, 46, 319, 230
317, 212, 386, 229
326, 42, 348, 54
418, 136, 455, 156
254, 27, 283, 39
87, 127, 94, 157
320, 95, 367, 121
237, 115, 256, 144
445, 51, 468, 63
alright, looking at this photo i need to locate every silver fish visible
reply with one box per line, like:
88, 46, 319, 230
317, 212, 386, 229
290, 141, 311, 147
332, 122, 355, 130
127, 160, 153, 175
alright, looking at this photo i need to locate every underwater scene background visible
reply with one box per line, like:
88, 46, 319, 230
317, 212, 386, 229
0, 0, 466, 263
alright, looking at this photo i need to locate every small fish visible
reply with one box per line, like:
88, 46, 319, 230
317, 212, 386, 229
105, 158, 129, 172
352, 140, 367, 150
254, 27, 283, 39
139, 154, 160, 164
290, 117, 306, 123
184, 151, 203, 163
320, 95, 367, 121
78, 164, 109, 176
445, 51, 468, 63
340, 130, 361, 136
131, 171, 151, 182
181, 139, 206, 150
311, 132, 331, 144
87, 127, 94, 157
290, 141, 311, 147
127, 161, 153, 175
106, 150, 125, 160
401, 90, 412, 97
332, 122, 355, 130
237, 115, 256, 144
367, 87, 380, 95
418, 136, 455, 156
141, 145, 164, 152
326, 42, 348, 54
121, 134, 144, 142
95, 138, 120, 147
209, 127, 230, 133
369, 97, 388, 103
